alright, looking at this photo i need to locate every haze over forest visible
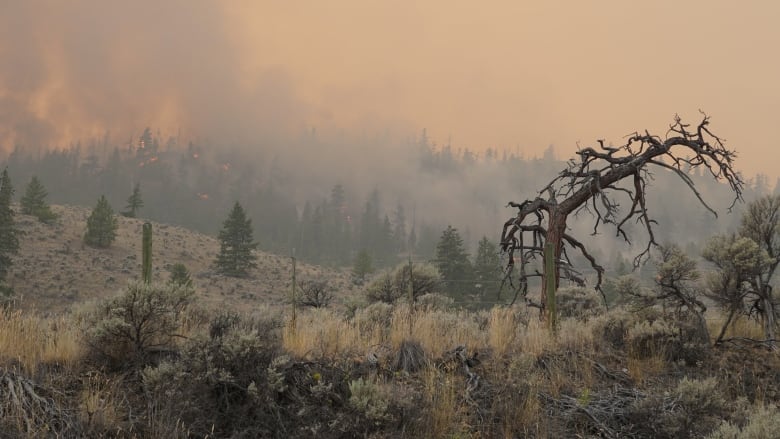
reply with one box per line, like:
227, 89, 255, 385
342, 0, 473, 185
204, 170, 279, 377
2, 1, 779, 270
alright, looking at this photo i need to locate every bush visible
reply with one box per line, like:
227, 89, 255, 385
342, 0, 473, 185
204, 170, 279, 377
392, 339, 427, 373
365, 262, 440, 304
630, 377, 727, 438
556, 287, 605, 320
84, 281, 194, 370
354, 302, 394, 333
626, 319, 678, 359
416, 293, 454, 312
590, 308, 634, 349
295, 279, 333, 308
349, 378, 390, 423
707, 404, 780, 439
142, 322, 281, 437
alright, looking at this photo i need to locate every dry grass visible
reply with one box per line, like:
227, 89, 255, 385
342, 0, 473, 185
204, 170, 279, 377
8, 204, 358, 314
627, 354, 666, 384
421, 367, 463, 437
0, 308, 82, 375
706, 314, 766, 342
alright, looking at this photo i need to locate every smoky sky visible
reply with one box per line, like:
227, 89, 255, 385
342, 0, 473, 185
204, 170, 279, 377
2, 1, 780, 179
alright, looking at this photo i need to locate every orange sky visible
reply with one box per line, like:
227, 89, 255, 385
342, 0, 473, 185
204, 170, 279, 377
2, 1, 779, 178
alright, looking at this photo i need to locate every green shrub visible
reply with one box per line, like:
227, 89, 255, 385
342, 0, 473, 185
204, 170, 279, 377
556, 286, 605, 320
349, 378, 390, 423
630, 377, 727, 438
707, 404, 780, 439
365, 262, 440, 304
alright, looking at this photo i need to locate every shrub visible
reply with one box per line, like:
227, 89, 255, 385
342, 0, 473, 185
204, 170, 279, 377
142, 323, 281, 437
626, 319, 677, 359
415, 293, 454, 312
365, 262, 440, 304
355, 302, 394, 333
707, 404, 780, 439
392, 338, 428, 373
630, 377, 727, 438
84, 281, 194, 370
349, 378, 390, 423
556, 287, 605, 320
590, 308, 634, 349
295, 279, 333, 308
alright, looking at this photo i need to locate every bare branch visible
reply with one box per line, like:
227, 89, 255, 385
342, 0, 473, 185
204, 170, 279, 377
499, 115, 744, 313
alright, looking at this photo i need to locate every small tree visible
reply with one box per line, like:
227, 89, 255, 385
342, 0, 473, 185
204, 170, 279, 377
20, 176, 57, 223
702, 234, 772, 345
169, 263, 193, 288
629, 244, 710, 344
0, 169, 19, 284
701, 194, 780, 345
84, 195, 118, 248
122, 183, 144, 218
352, 248, 374, 285
473, 236, 501, 298
214, 201, 258, 277
434, 225, 473, 299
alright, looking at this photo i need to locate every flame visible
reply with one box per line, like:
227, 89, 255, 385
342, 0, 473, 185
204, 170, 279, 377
197, 192, 209, 200
192, 153, 199, 159
221, 163, 231, 172
149, 156, 158, 163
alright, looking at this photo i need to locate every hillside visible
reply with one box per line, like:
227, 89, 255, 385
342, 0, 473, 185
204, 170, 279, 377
7, 204, 357, 314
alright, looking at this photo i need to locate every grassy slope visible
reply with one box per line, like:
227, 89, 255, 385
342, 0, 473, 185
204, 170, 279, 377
8, 204, 357, 314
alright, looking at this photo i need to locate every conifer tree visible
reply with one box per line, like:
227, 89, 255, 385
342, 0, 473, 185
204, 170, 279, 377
352, 248, 374, 285
20, 176, 58, 223
84, 195, 118, 248
473, 236, 501, 300
0, 169, 19, 282
169, 263, 193, 288
434, 225, 473, 298
215, 201, 258, 277
122, 183, 144, 218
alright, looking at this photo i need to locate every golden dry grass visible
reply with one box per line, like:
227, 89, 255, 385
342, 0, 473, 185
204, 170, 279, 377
0, 308, 83, 375
282, 302, 603, 370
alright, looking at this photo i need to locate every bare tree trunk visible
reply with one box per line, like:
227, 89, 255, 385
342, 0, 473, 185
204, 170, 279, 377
541, 212, 566, 321
763, 296, 776, 347
714, 307, 736, 346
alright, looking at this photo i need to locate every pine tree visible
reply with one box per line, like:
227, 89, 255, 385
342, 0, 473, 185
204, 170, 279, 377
169, 263, 193, 288
392, 203, 407, 254
473, 236, 501, 299
122, 183, 144, 218
0, 169, 19, 282
84, 195, 118, 248
215, 201, 258, 277
352, 248, 374, 285
20, 176, 58, 223
434, 225, 473, 299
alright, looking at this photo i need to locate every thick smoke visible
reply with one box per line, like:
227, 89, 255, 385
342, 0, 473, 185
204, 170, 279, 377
0, 1, 308, 150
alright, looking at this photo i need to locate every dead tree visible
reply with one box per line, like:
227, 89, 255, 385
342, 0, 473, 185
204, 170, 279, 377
499, 114, 744, 322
